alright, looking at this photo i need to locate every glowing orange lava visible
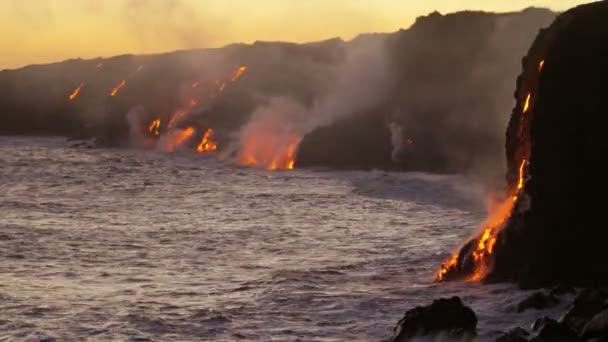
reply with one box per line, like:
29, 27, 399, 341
163, 127, 194, 152
539, 60, 545, 72
437, 158, 528, 282
238, 131, 301, 171
196, 128, 218, 153
231, 66, 248, 82
68, 82, 85, 101
517, 159, 527, 191
523, 93, 532, 114
148, 118, 161, 136
110, 80, 126, 97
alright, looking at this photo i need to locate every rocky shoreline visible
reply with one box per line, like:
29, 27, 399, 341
388, 287, 608, 341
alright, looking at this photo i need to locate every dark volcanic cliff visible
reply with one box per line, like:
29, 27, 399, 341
0, 8, 556, 174
439, 1, 608, 287
491, 1, 608, 287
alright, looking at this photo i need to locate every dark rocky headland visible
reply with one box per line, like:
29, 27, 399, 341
390, 2, 608, 341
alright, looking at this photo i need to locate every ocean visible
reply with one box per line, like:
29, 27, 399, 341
0, 136, 569, 341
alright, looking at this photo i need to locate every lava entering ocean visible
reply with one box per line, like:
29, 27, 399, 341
196, 128, 218, 153
437, 57, 544, 282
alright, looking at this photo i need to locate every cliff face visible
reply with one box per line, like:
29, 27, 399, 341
491, 1, 608, 287
0, 8, 556, 174
439, 1, 608, 287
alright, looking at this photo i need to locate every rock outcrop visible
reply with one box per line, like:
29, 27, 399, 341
390, 297, 477, 341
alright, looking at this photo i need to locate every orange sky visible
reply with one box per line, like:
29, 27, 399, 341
0, 0, 595, 70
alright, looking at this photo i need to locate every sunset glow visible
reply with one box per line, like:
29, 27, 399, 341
0, 0, 593, 70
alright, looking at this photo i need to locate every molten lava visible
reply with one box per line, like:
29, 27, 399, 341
523, 93, 532, 114
231, 66, 248, 82
196, 128, 218, 153
68, 83, 85, 101
148, 118, 161, 137
163, 127, 194, 152
110, 80, 126, 97
517, 159, 527, 191
238, 130, 301, 171
539, 60, 545, 72
437, 158, 528, 282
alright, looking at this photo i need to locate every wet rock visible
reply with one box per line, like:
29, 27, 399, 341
529, 318, 577, 342
495, 327, 530, 342
550, 285, 577, 297
517, 292, 559, 312
391, 297, 477, 341
39, 337, 57, 342
560, 289, 608, 334
581, 308, 608, 340
531, 317, 554, 332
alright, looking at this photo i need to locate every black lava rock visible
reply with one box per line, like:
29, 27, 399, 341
495, 327, 530, 342
391, 297, 477, 341
529, 318, 577, 342
561, 288, 608, 335
550, 285, 577, 297
581, 308, 608, 340
517, 292, 559, 312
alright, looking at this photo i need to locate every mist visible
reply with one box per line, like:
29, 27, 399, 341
0, 7, 557, 183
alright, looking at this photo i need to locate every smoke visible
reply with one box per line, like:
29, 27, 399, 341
303, 36, 392, 133
125, 105, 150, 148
389, 122, 405, 163
229, 36, 392, 167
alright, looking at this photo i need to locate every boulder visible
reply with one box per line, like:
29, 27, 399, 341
517, 292, 559, 312
560, 289, 608, 335
495, 327, 530, 342
391, 297, 477, 341
581, 308, 608, 340
529, 318, 578, 342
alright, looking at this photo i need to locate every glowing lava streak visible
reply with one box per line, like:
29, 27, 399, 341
148, 118, 161, 136
517, 160, 527, 191
231, 66, 248, 82
164, 127, 194, 152
68, 83, 85, 101
523, 93, 532, 114
539, 60, 545, 72
437, 159, 528, 282
196, 128, 218, 153
110, 80, 126, 97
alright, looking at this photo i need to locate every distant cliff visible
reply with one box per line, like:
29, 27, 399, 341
0, 8, 556, 175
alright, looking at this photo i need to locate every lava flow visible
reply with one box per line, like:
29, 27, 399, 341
231, 66, 248, 82
110, 80, 126, 97
196, 128, 218, 153
68, 83, 85, 101
163, 127, 195, 152
238, 130, 301, 170
437, 56, 544, 282
148, 118, 161, 137
523, 93, 532, 114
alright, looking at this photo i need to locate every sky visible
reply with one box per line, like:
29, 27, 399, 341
0, 0, 596, 70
